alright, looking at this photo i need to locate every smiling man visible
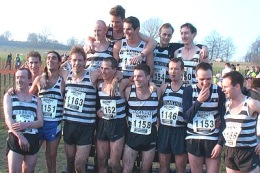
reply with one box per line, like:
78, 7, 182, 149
183, 62, 226, 173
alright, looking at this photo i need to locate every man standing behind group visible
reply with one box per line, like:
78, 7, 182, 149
86, 20, 113, 70
222, 71, 260, 173
123, 64, 160, 173
183, 62, 226, 173
4, 68, 43, 173
113, 16, 154, 78
61, 46, 101, 173
157, 58, 188, 173
85, 5, 157, 58
175, 23, 209, 85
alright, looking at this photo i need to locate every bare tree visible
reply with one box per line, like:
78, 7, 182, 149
67, 37, 78, 46
222, 38, 236, 61
140, 18, 163, 40
27, 33, 39, 42
204, 31, 223, 60
0, 30, 12, 41
38, 28, 52, 43
244, 37, 260, 63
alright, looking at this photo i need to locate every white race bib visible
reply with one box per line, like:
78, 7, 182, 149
101, 99, 117, 119
130, 112, 152, 135
16, 114, 37, 134
65, 89, 85, 112
223, 122, 242, 147
183, 67, 193, 85
193, 111, 215, 134
160, 105, 178, 126
153, 68, 166, 85
41, 98, 58, 118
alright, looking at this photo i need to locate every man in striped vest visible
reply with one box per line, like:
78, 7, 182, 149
222, 71, 260, 173
183, 62, 226, 173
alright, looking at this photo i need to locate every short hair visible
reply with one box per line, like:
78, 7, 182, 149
251, 78, 260, 89
103, 57, 118, 69
27, 51, 41, 62
181, 23, 197, 35
17, 67, 32, 79
225, 63, 231, 68
47, 50, 61, 62
169, 58, 184, 70
222, 71, 244, 89
195, 62, 213, 74
159, 23, 174, 34
109, 5, 125, 19
69, 46, 86, 60
134, 64, 150, 76
124, 16, 140, 30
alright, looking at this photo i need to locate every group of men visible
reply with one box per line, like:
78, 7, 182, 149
3, 4, 260, 173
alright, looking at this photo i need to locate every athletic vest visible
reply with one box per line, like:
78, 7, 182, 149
152, 44, 171, 87
38, 76, 63, 121
160, 83, 186, 127
118, 39, 146, 78
186, 84, 220, 140
63, 69, 97, 124
177, 47, 201, 85
223, 97, 257, 147
127, 85, 158, 135
87, 43, 113, 70
11, 95, 38, 134
98, 82, 126, 119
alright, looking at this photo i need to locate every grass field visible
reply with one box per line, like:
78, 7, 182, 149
0, 47, 256, 172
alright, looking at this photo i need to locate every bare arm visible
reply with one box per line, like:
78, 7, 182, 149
138, 32, 157, 56
146, 51, 154, 76
113, 40, 122, 62
29, 76, 41, 95
248, 98, 260, 118
124, 86, 131, 101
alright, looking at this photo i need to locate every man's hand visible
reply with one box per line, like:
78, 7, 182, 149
7, 87, 15, 96
130, 54, 142, 65
211, 144, 222, 159
97, 108, 104, 119
200, 46, 209, 59
17, 134, 30, 152
197, 85, 210, 103
12, 122, 29, 131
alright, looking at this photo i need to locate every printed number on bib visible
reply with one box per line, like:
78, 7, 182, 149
16, 114, 37, 134
41, 98, 58, 118
223, 122, 242, 147
183, 67, 193, 85
153, 68, 166, 84
121, 52, 139, 71
130, 112, 152, 135
101, 99, 117, 119
65, 90, 85, 112
160, 105, 178, 126
193, 111, 215, 134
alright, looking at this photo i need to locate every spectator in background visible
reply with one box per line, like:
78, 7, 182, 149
5, 53, 12, 69
255, 66, 260, 77
60, 54, 71, 71
245, 66, 250, 76
235, 64, 240, 72
15, 53, 21, 70
247, 66, 256, 78
222, 63, 232, 77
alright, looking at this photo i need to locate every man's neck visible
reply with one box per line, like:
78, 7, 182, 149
184, 42, 195, 50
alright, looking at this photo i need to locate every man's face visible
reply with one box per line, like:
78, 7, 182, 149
180, 26, 195, 45
101, 61, 116, 80
168, 61, 183, 82
15, 69, 30, 90
94, 22, 107, 41
110, 15, 123, 31
70, 53, 85, 73
27, 57, 41, 75
46, 53, 59, 71
222, 77, 236, 99
159, 27, 173, 47
196, 69, 212, 89
123, 22, 138, 40
134, 69, 150, 88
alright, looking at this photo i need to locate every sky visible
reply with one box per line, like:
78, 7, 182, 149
1, 0, 260, 61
